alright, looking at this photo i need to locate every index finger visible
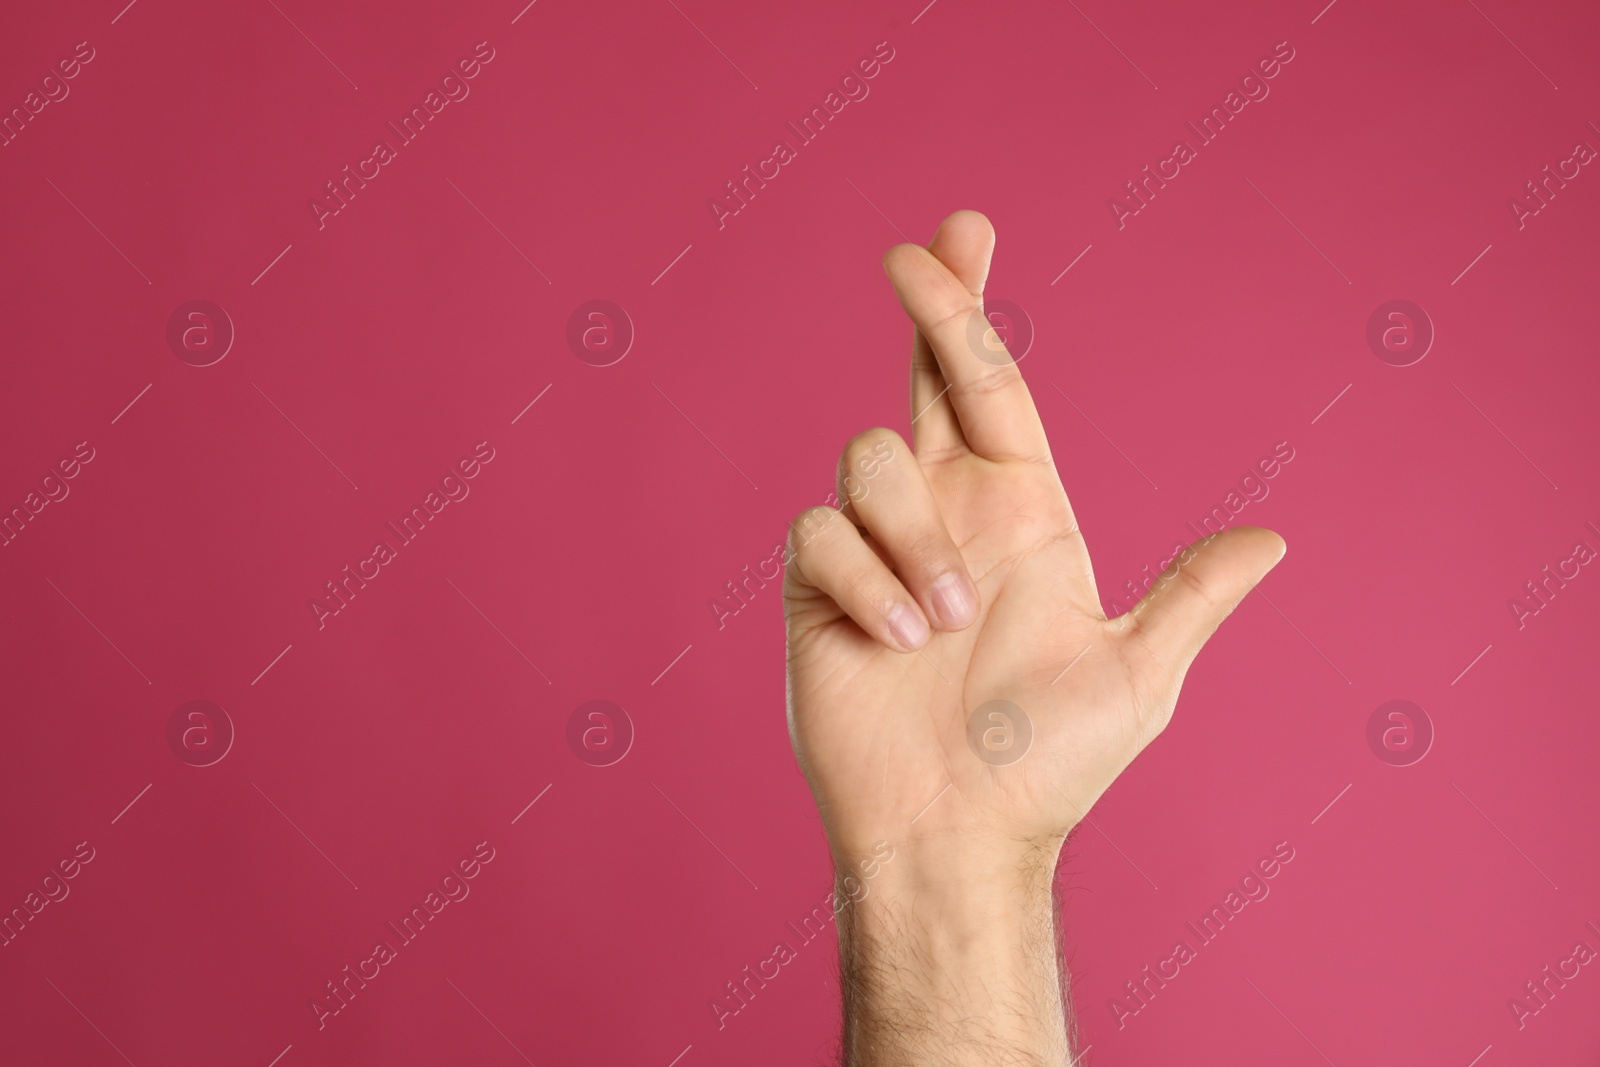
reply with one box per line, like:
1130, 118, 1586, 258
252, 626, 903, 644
883, 240, 1052, 464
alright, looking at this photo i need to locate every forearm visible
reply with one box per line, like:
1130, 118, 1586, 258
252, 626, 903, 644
789, 207, 1282, 1066
836, 838, 1077, 1067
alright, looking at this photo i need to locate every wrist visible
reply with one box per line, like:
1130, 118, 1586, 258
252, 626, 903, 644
844, 833, 1059, 952
835, 835, 1073, 1067
832, 826, 1063, 906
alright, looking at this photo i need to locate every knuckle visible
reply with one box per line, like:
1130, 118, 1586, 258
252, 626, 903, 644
925, 300, 979, 339
902, 530, 956, 571
950, 364, 1022, 400
838, 429, 907, 503
842, 426, 903, 467
789, 506, 841, 552
1174, 560, 1222, 610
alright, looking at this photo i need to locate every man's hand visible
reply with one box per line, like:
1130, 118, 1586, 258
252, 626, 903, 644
781, 210, 1286, 1065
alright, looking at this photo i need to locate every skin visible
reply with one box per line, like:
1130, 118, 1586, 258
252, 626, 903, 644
782, 210, 1287, 1065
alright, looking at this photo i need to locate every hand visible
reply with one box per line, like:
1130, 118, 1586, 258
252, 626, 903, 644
781, 210, 1286, 1064
784, 208, 1284, 864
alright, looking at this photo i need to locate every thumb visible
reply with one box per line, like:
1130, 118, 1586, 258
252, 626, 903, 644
1127, 525, 1287, 673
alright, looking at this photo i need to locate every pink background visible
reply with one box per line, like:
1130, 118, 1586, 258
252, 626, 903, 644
2, 0, 1598, 1063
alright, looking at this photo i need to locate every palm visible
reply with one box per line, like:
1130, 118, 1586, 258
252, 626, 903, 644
783, 211, 1284, 858
789, 452, 1151, 848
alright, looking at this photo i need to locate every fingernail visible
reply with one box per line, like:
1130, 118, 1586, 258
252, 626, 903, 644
930, 572, 977, 628
887, 604, 930, 651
